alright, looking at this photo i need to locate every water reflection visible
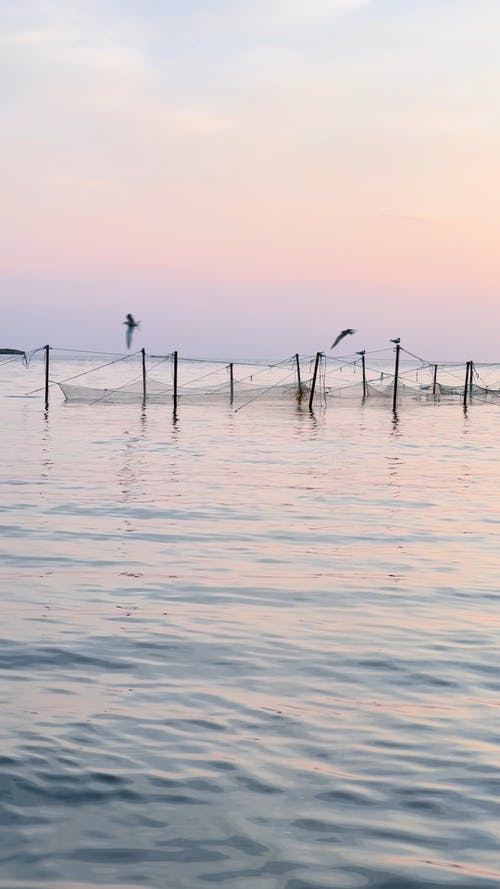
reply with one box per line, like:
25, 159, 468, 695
297, 403, 326, 436
41, 413, 53, 481
171, 409, 180, 435
1, 366, 500, 889
391, 410, 401, 436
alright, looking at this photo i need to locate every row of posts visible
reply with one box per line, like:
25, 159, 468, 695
392, 346, 475, 412
309, 345, 475, 413
42, 346, 179, 412
42, 345, 475, 413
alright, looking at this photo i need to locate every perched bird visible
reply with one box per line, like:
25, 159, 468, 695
356, 350, 365, 356
331, 328, 357, 349
390, 337, 400, 344
124, 313, 140, 350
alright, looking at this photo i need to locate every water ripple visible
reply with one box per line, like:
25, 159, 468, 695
1, 384, 499, 887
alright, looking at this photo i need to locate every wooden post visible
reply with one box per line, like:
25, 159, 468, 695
229, 362, 234, 405
295, 353, 302, 400
469, 361, 474, 399
361, 352, 367, 399
463, 361, 470, 410
432, 364, 438, 396
44, 344, 50, 409
173, 350, 178, 415
392, 343, 400, 413
141, 348, 147, 403
308, 352, 322, 411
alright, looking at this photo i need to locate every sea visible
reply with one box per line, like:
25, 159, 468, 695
1, 352, 499, 889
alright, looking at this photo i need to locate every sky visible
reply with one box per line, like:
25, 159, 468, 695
2, 0, 500, 360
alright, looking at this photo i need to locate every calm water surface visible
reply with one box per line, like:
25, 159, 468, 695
1, 358, 499, 888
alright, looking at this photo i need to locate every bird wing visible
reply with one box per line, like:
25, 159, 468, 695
126, 326, 133, 350
331, 332, 345, 349
330, 329, 356, 349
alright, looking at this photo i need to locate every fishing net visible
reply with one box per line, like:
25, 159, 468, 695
16, 347, 500, 410
51, 351, 313, 406
58, 378, 172, 404
58, 377, 311, 405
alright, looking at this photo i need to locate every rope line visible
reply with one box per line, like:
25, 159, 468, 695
234, 368, 298, 412
0, 355, 26, 367
235, 355, 297, 386
57, 351, 141, 384
87, 354, 173, 404
51, 346, 132, 357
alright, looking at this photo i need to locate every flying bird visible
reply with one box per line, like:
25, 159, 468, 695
124, 313, 140, 350
390, 337, 400, 344
330, 329, 357, 349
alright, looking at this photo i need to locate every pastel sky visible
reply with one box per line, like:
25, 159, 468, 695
2, 0, 499, 359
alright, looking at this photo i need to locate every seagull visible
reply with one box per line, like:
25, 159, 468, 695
124, 313, 140, 350
390, 337, 400, 344
330, 329, 357, 349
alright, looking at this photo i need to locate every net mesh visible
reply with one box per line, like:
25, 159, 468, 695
58, 377, 312, 405
15, 347, 500, 409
